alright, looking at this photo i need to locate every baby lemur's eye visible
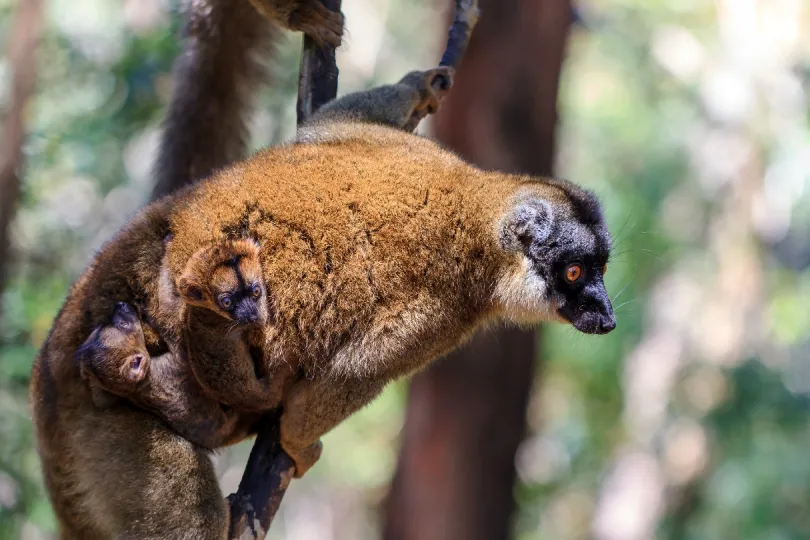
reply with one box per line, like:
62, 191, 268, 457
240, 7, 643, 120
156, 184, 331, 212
565, 263, 583, 283
601, 264, 608, 276
251, 284, 262, 298
218, 294, 234, 310
117, 320, 131, 331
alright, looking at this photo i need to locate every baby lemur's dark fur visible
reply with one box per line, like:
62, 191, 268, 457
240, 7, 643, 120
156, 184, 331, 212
77, 302, 247, 449
32, 65, 462, 539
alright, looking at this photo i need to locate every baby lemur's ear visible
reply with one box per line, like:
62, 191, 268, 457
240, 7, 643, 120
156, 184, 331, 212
499, 198, 554, 253
76, 328, 101, 362
177, 245, 214, 304
123, 353, 148, 383
177, 275, 205, 304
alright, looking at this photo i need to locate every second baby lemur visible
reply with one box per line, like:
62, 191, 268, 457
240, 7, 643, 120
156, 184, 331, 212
77, 302, 248, 449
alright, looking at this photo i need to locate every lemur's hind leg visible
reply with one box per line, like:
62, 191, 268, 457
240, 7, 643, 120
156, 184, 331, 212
304, 67, 455, 132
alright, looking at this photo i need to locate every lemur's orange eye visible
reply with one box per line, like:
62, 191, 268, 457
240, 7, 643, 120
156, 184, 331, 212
565, 264, 583, 283
219, 294, 233, 310
251, 285, 262, 298
601, 264, 607, 276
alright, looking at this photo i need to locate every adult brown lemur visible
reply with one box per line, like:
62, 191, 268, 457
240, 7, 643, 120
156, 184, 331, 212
31, 5, 615, 540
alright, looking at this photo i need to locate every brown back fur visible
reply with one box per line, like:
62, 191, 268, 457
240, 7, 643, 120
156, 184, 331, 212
168, 123, 576, 379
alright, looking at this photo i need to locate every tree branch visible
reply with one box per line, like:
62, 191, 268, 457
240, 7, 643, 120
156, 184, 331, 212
439, 0, 480, 71
296, 0, 342, 125
0, 0, 44, 327
226, 412, 295, 540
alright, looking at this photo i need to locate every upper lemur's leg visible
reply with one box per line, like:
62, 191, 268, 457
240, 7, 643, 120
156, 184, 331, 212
279, 375, 386, 477
249, 0, 344, 47
305, 67, 455, 132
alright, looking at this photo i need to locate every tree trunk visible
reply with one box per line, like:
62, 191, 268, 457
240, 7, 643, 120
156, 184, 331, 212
0, 0, 44, 323
383, 1, 572, 538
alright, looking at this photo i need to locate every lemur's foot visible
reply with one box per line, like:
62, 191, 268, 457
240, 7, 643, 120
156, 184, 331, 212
281, 439, 323, 478
291, 1, 344, 47
250, 0, 344, 48
400, 67, 455, 131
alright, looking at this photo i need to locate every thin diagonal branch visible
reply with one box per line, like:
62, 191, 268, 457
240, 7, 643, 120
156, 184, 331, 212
296, 0, 342, 125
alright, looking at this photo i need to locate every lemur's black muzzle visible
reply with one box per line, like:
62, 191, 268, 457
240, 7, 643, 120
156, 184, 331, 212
559, 282, 616, 335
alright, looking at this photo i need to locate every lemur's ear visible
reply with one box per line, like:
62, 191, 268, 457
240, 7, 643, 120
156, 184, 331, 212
76, 328, 101, 363
177, 246, 213, 304
126, 354, 148, 383
177, 275, 204, 304
499, 199, 553, 253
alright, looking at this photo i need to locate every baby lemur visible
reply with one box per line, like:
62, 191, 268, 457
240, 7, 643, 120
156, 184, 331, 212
77, 302, 247, 449
172, 237, 290, 411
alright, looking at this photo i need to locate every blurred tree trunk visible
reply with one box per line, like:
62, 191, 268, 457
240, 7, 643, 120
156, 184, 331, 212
383, 0, 572, 539
0, 0, 44, 323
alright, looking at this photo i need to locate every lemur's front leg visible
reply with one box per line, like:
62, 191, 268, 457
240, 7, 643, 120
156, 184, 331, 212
279, 375, 386, 477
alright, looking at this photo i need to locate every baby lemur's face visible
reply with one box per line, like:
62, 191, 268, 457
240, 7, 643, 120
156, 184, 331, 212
177, 238, 269, 326
77, 302, 149, 390
496, 185, 616, 335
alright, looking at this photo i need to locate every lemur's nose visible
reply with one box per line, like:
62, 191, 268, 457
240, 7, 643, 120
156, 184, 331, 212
598, 316, 616, 334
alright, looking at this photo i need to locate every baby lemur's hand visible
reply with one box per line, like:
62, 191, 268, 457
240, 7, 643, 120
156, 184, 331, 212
399, 66, 455, 132
250, 0, 344, 48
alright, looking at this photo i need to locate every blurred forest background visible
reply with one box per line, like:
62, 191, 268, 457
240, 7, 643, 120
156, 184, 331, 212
1, 0, 810, 539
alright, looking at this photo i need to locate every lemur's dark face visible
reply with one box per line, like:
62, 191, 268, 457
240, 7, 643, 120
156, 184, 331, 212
535, 220, 614, 335
208, 255, 268, 326
497, 188, 616, 335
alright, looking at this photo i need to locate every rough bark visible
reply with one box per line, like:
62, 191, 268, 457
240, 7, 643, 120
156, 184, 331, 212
383, 1, 572, 538
0, 0, 44, 322
227, 412, 295, 540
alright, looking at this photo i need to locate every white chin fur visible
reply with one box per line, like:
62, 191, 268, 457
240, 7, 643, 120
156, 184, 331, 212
493, 256, 560, 325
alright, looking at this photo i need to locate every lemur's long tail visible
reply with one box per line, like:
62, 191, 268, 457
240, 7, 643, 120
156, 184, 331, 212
151, 0, 277, 201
